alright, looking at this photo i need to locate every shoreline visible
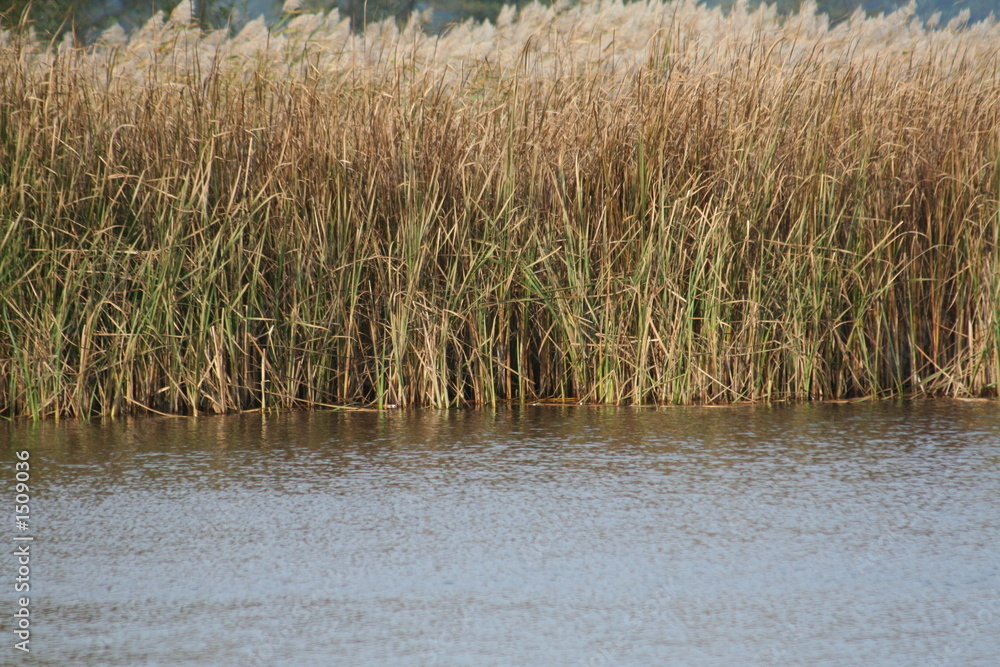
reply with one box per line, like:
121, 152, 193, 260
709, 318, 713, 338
2, 395, 996, 424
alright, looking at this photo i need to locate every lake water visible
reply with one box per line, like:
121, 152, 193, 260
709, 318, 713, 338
3, 401, 999, 665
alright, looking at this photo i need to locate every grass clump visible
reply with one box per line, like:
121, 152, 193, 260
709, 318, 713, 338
1, 0, 999, 418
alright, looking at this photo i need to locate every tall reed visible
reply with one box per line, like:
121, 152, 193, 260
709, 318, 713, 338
1, 0, 998, 417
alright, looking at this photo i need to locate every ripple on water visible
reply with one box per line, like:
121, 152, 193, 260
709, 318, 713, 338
3, 401, 999, 666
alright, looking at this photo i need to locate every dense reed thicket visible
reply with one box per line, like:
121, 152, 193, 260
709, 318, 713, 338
1, 0, 998, 417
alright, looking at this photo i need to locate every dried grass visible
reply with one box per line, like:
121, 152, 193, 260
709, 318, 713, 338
1, 0, 998, 417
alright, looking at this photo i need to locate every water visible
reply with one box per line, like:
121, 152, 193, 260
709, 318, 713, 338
2, 401, 999, 666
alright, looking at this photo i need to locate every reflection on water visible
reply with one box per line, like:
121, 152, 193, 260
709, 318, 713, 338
3, 402, 1000, 665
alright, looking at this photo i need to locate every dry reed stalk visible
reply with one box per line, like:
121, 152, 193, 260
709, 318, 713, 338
1, 0, 998, 417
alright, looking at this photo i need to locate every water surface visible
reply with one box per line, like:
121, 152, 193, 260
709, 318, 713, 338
3, 401, 999, 665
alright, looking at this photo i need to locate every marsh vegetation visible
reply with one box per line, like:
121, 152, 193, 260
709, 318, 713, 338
1, 0, 998, 417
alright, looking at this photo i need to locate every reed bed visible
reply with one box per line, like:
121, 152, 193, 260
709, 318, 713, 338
1, 0, 998, 417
